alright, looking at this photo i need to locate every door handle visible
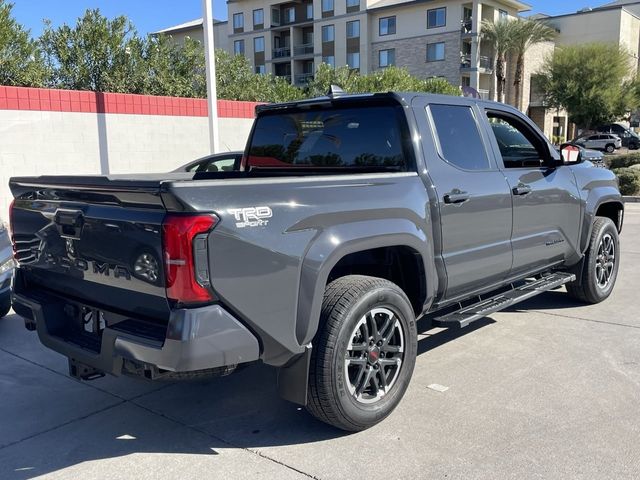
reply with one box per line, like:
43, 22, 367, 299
512, 185, 532, 196
443, 191, 470, 204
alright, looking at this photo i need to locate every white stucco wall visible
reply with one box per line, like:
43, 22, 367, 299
0, 111, 254, 221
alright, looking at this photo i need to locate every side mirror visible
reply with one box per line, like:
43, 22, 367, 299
559, 143, 583, 165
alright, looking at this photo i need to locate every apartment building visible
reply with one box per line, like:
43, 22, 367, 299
158, 0, 531, 94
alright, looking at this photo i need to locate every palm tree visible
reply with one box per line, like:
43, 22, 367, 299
480, 19, 517, 104
511, 19, 556, 111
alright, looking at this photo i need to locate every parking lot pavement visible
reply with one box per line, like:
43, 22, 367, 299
1, 206, 640, 479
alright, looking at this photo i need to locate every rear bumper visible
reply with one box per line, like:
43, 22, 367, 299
12, 286, 260, 377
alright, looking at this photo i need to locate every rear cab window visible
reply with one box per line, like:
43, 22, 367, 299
246, 99, 415, 172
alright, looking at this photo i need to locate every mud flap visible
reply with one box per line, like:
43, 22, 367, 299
277, 344, 312, 406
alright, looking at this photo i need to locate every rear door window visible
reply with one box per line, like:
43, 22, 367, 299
248, 102, 412, 170
428, 104, 490, 170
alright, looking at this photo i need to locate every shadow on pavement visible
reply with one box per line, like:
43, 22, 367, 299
505, 290, 586, 312
2, 310, 496, 479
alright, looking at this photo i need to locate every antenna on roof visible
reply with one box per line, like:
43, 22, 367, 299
327, 85, 345, 98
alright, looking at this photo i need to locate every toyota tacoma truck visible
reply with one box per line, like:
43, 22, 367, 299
9, 91, 623, 431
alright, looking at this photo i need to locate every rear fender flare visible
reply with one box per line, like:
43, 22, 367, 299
295, 218, 436, 346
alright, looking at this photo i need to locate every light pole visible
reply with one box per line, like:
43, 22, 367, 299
202, 0, 220, 153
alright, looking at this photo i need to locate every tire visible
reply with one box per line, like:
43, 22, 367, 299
605, 144, 615, 153
0, 297, 10, 319
306, 275, 417, 431
630, 142, 639, 151
567, 217, 620, 304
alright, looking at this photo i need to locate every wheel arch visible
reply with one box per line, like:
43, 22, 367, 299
581, 195, 624, 254
295, 219, 437, 347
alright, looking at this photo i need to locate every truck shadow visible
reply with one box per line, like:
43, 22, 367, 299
1, 311, 495, 479
504, 290, 586, 312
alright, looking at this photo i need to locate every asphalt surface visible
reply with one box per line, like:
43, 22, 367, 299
1, 206, 640, 479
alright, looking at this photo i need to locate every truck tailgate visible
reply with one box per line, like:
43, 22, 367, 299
10, 175, 173, 321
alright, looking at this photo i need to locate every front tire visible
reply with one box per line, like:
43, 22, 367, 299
567, 217, 620, 304
605, 144, 615, 153
307, 275, 417, 431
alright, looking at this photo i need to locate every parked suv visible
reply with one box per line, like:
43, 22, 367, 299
575, 134, 622, 153
9, 91, 623, 431
597, 123, 640, 150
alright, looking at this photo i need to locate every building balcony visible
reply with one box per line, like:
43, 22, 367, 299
460, 54, 493, 72
276, 74, 292, 83
273, 47, 291, 58
461, 19, 473, 36
293, 43, 314, 56
295, 73, 314, 85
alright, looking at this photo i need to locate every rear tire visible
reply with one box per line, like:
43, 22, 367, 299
567, 217, 619, 304
306, 275, 417, 431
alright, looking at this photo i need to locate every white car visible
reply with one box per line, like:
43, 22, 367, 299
575, 134, 622, 153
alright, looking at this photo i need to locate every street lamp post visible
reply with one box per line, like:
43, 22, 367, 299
202, 0, 220, 153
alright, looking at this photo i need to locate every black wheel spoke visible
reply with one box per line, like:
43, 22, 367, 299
382, 344, 401, 354
349, 342, 368, 352
379, 315, 393, 341
367, 312, 379, 341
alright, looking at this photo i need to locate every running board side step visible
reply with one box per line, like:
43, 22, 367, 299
432, 272, 576, 328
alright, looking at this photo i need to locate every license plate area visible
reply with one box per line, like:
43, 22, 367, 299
80, 306, 106, 336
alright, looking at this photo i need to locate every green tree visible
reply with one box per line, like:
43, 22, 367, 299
306, 64, 459, 97
142, 35, 207, 97
214, 49, 302, 102
511, 19, 555, 110
40, 9, 143, 92
480, 19, 517, 103
0, 0, 47, 86
541, 43, 639, 129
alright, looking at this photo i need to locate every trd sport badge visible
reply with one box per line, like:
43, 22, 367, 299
227, 206, 273, 228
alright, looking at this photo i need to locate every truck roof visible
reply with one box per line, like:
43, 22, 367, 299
255, 90, 517, 114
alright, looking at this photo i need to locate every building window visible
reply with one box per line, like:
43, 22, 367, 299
233, 13, 244, 31
379, 49, 395, 67
499, 9, 508, 20
254, 36, 265, 53
347, 52, 360, 69
233, 40, 245, 55
346, 0, 360, 11
284, 7, 295, 23
323, 55, 335, 67
346, 20, 360, 38
253, 9, 264, 28
427, 42, 445, 62
427, 7, 446, 29
322, 0, 334, 13
306, 3, 313, 19
255, 64, 266, 74
379, 16, 396, 36
322, 24, 335, 42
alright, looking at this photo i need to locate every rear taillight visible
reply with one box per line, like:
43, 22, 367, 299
162, 213, 218, 306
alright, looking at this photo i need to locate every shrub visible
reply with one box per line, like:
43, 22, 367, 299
607, 152, 640, 169
612, 167, 640, 195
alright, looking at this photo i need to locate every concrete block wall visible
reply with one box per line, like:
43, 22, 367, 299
0, 86, 260, 221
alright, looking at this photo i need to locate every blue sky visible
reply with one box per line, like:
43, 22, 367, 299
10, 0, 611, 37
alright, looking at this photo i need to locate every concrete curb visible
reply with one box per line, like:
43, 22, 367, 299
623, 196, 640, 203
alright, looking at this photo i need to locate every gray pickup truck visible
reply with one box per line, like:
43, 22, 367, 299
9, 91, 623, 431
